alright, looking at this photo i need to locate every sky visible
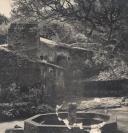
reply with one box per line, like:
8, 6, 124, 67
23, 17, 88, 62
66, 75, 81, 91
0, 0, 12, 17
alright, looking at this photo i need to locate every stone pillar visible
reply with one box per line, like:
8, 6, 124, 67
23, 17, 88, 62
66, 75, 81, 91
68, 102, 77, 125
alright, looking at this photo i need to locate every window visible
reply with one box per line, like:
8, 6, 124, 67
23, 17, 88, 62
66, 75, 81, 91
40, 55, 44, 60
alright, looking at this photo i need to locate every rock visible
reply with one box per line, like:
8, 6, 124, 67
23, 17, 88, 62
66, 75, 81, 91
14, 125, 22, 128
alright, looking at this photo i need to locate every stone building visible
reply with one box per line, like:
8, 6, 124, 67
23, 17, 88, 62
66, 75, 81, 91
6, 22, 95, 100
0, 44, 64, 104
0, 22, 127, 102
0, 23, 65, 104
39, 37, 94, 98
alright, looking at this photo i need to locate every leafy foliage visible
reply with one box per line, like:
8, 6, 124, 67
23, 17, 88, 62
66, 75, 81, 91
0, 103, 54, 121
0, 14, 9, 25
98, 59, 128, 80
11, 0, 128, 51
11, 2, 124, 25
0, 82, 55, 121
11, 0, 128, 79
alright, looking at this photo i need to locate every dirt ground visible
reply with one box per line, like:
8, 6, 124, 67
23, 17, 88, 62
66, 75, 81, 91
89, 107, 128, 133
0, 120, 24, 133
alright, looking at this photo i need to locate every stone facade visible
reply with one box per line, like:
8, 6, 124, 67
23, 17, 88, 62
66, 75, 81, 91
39, 37, 94, 98
8, 23, 40, 59
0, 45, 64, 104
0, 46, 40, 88
0, 23, 65, 104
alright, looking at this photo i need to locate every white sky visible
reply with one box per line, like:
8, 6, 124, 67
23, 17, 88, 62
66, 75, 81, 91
0, 0, 12, 17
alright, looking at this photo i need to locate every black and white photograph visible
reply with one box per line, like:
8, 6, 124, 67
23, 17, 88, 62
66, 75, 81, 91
0, 0, 128, 133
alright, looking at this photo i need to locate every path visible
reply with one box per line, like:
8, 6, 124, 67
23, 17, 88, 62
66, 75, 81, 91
0, 120, 24, 133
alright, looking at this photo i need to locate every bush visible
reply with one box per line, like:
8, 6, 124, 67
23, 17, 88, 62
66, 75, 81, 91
0, 83, 19, 103
98, 59, 128, 80
0, 102, 54, 122
36, 104, 55, 114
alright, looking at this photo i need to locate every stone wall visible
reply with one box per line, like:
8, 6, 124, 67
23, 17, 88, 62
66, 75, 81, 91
0, 48, 41, 88
70, 79, 128, 97
8, 23, 39, 59
0, 47, 64, 105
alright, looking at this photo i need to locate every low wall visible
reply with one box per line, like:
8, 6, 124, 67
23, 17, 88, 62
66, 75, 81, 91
71, 79, 128, 97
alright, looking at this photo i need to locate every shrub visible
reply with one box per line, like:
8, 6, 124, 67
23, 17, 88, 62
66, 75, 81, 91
0, 102, 54, 122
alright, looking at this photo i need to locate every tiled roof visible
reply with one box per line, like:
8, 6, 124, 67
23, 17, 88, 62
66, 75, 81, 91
0, 44, 64, 70
40, 37, 93, 52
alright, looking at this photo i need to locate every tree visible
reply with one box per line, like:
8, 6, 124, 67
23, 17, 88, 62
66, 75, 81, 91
0, 14, 9, 25
0, 14, 9, 44
11, 0, 128, 79
11, 0, 128, 44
